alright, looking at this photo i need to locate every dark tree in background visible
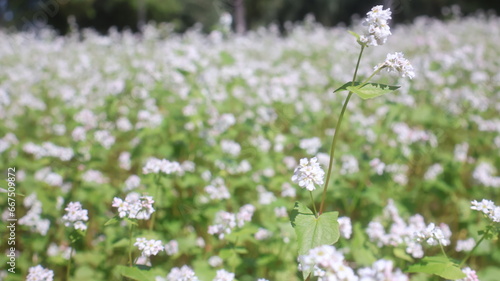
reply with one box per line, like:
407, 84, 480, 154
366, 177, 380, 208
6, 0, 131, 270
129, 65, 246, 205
0, 0, 499, 34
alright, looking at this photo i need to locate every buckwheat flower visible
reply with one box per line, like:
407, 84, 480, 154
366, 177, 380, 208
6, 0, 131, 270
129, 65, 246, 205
26, 265, 54, 281
62, 202, 89, 230
291, 157, 325, 191
220, 139, 241, 156
213, 269, 235, 281
424, 163, 443, 181
164, 240, 178, 256
360, 5, 392, 47
254, 228, 272, 240
257, 185, 276, 205
112, 193, 155, 220
299, 137, 321, 155
166, 265, 199, 281
470, 199, 495, 215
281, 182, 296, 198
375, 52, 415, 79
204, 177, 230, 200
338, 216, 353, 239
208, 256, 223, 267
457, 267, 479, 281
274, 206, 288, 218
135, 238, 164, 257
143, 157, 183, 175
124, 175, 141, 191
208, 211, 237, 239
119, 152, 132, 170
456, 238, 476, 252
236, 204, 255, 227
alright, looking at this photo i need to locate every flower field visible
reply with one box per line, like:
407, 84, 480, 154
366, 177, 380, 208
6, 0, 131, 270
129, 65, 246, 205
0, 10, 499, 281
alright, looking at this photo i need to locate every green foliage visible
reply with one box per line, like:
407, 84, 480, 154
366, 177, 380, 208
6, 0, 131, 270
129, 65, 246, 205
290, 202, 339, 279
406, 256, 466, 280
334, 82, 400, 100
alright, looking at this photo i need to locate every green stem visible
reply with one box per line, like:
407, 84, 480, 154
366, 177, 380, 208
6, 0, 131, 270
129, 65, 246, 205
128, 223, 135, 267
149, 174, 161, 231
318, 45, 364, 215
459, 227, 490, 267
309, 191, 318, 217
439, 242, 448, 258
66, 245, 74, 280
357, 67, 383, 88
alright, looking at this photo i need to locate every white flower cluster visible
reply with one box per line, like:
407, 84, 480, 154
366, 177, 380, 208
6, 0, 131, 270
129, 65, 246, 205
35, 167, 63, 187
254, 228, 272, 240
143, 157, 183, 175
299, 137, 322, 155
134, 238, 164, 257
112, 193, 155, 220
82, 169, 109, 184
338, 216, 353, 239
204, 177, 230, 200
164, 265, 199, 281
424, 163, 444, 181
375, 52, 416, 79
455, 238, 476, 252
164, 240, 179, 256
366, 199, 451, 258
213, 269, 235, 281
220, 139, 241, 156
414, 222, 451, 246
26, 265, 54, 281
19, 194, 50, 235
299, 245, 358, 281
208, 204, 255, 239
62, 202, 89, 231
358, 259, 408, 281
340, 155, 359, 175
23, 142, 74, 161
472, 162, 500, 188
291, 157, 325, 191
360, 5, 392, 47
457, 267, 480, 281
471, 199, 500, 222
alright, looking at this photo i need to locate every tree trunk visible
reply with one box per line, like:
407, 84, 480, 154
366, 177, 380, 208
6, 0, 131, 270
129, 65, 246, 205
234, 0, 246, 34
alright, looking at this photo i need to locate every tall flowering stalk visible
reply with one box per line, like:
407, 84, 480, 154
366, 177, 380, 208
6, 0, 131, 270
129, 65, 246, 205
290, 5, 415, 280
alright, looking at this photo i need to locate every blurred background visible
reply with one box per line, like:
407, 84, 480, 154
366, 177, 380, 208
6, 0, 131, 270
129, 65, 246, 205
0, 0, 499, 34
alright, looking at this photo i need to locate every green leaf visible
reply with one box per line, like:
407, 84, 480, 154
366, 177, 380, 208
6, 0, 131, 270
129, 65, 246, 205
406, 256, 466, 280
290, 202, 339, 279
351, 223, 377, 266
115, 265, 155, 281
348, 30, 361, 40
334, 81, 400, 100
393, 248, 414, 263
104, 216, 120, 226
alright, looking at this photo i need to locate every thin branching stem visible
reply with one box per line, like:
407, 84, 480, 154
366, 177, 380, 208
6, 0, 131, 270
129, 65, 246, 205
319, 45, 365, 215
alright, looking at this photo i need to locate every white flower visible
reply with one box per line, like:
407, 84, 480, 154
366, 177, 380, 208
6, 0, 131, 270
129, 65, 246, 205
359, 5, 392, 47
338, 216, 352, 239
112, 193, 155, 220
166, 265, 199, 281
134, 238, 164, 257
375, 52, 415, 79
213, 269, 235, 281
164, 240, 178, 256
291, 157, 325, 191
26, 265, 54, 281
62, 202, 89, 231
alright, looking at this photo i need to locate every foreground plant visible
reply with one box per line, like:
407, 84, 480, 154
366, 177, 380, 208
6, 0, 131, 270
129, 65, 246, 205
290, 5, 417, 280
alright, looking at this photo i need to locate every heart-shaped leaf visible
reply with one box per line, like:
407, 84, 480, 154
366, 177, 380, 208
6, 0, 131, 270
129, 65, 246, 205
334, 81, 400, 100
290, 202, 339, 279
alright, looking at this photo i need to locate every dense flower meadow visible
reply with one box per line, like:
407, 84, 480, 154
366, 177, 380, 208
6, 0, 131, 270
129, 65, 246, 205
0, 7, 500, 281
